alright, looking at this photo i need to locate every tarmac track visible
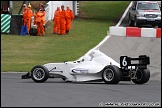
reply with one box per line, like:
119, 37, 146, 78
1, 2, 161, 107
1, 73, 161, 107
1, 35, 161, 107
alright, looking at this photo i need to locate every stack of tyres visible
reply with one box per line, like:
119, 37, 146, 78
29, 25, 37, 36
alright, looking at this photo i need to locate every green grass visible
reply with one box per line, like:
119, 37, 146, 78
1, 1, 130, 72
12, 1, 23, 14
79, 1, 129, 21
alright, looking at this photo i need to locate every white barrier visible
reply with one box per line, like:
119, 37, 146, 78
110, 26, 126, 36
141, 28, 156, 38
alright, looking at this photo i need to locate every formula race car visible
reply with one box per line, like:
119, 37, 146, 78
22, 49, 150, 84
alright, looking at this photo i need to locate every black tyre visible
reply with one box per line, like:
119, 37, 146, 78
31, 65, 49, 83
29, 28, 38, 36
102, 65, 121, 84
132, 69, 150, 84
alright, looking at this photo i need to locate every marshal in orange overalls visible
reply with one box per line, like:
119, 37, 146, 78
22, 4, 33, 34
35, 9, 45, 36
22, 4, 29, 26
27, 4, 33, 34
65, 6, 74, 35
53, 7, 61, 34
60, 5, 66, 35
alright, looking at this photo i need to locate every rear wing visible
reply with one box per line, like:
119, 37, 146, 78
120, 55, 150, 70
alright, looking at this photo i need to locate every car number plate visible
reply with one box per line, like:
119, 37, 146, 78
147, 18, 155, 21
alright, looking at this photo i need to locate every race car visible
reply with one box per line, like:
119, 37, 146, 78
22, 49, 150, 84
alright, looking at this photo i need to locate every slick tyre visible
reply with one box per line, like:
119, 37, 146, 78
31, 65, 49, 83
102, 65, 121, 84
132, 69, 150, 84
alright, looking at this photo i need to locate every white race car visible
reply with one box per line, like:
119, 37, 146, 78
22, 49, 150, 84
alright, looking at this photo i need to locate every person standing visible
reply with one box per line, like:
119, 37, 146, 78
27, 3, 33, 34
60, 5, 66, 35
35, 9, 45, 36
22, 3, 30, 35
65, 5, 74, 35
39, 3, 46, 31
22, 4, 28, 27
53, 7, 61, 34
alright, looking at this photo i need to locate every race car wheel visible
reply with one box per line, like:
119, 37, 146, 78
31, 65, 49, 83
102, 65, 121, 84
132, 69, 150, 84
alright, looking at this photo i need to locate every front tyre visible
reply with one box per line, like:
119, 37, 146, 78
132, 69, 150, 84
102, 65, 121, 84
31, 65, 49, 83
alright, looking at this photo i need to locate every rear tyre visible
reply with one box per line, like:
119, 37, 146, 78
31, 65, 49, 83
102, 65, 121, 84
132, 69, 150, 84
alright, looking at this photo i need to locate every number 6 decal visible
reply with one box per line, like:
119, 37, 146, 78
122, 57, 127, 66
120, 56, 128, 67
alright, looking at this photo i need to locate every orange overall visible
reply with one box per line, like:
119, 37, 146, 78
35, 10, 45, 36
42, 11, 46, 25
27, 8, 33, 33
23, 8, 29, 25
53, 9, 61, 34
60, 10, 66, 35
23, 8, 33, 33
65, 9, 74, 31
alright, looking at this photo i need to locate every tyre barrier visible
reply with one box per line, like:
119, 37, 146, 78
110, 26, 161, 38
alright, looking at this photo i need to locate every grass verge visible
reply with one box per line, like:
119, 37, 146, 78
1, 1, 130, 72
